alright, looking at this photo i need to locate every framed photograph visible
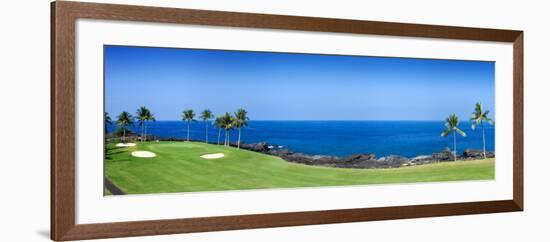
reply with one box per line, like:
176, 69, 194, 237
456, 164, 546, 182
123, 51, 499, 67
51, 1, 523, 241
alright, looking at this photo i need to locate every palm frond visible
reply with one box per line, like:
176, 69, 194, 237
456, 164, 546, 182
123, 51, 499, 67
116, 111, 134, 127
471, 102, 494, 126
104, 112, 112, 125
144, 109, 155, 122
200, 109, 213, 121
182, 109, 196, 121
233, 108, 249, 128
455, 128, 467, 137
442, 113, 466, 136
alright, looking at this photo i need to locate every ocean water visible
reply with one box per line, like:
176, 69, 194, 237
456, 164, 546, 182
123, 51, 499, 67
108, 120, 495, 158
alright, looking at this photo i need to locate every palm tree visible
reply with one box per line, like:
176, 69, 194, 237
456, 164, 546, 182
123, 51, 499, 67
116, 111, 134, 143
143, 108, 155, 142
441, 113, 466, 161
199, 109, 214, 143
214, 116, 223, 145
136, 106, 148, 142
234, 108, 249, 149
220, 112, 235, 146
104, 112, 112, 135
182, 109, 196, 141
470, 102, 493, 159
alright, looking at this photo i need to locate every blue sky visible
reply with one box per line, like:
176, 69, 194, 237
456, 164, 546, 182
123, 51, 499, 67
105, 45, 495, 121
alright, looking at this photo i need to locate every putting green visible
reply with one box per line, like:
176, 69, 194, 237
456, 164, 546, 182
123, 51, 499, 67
105, 141, 494, 195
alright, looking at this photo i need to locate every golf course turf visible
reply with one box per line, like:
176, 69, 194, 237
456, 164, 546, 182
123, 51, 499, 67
105, 141, 495, 195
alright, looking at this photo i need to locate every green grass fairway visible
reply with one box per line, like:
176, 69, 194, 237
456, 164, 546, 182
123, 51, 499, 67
105, 141, 494, 195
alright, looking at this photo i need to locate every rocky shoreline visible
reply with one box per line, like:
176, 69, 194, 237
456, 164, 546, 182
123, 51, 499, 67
148, 137, 494, 169
238, 142, 494, 169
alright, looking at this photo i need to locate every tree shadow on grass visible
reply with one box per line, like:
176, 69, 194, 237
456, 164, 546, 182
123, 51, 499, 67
105, 146, 130, 160
107, 150, 128, 156
107, 146, 125, 151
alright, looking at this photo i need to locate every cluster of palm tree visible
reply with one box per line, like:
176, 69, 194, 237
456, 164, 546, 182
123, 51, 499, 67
105, 106, 155, 143
137, 106, 156, 141
182, 109, 196, 142
441, 102, 493, 161
199, 110, 214, 143
184, 108, 249, 149
106, 106, 250, 148
114, 111, 134, 143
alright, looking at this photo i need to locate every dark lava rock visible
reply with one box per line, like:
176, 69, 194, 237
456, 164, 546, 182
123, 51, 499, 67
341, 154, 376, 163
463, 149, 484, 158
371, 155, 410, 168
240, 142, 269, 152
383, 155, 410, 166
463, 149, 495, 159
432, 147, 456, 161
310, 155, 339, 164
410, 155, 435, 164
284, 153, 318, 164
268, 149, 294, 157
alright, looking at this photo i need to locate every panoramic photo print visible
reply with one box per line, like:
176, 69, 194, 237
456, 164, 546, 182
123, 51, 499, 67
103, 45, 495, 196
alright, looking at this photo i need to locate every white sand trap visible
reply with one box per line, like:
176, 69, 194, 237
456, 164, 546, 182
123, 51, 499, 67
116, 142, 136, 147
200, 153, 225, 159
131, 151, 156, 158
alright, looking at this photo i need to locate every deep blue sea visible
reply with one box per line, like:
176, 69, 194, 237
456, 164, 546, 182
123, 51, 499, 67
108, 120, 495, 158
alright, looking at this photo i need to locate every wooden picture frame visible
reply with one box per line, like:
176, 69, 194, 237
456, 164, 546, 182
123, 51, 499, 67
51, 1, 523, 241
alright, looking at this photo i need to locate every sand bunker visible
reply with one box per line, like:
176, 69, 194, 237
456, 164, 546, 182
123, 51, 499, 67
116, 142, 136, 147
131, 151, 156, 158
200, 153, 225, 159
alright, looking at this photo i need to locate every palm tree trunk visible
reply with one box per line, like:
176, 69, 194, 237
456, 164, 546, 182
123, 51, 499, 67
453, 131, 457, 161
123, 128, 126, 143
237, 128, 241, 149
186, 121, 190, 141
141, 122, 145, 142
217, 128, 221, 145
223, 130, 227, 146
142, 122, 145, 142
482, 122, 486, 159
144, 121, 147, 142
139, 124, 143, 142
205, 121, 208, 144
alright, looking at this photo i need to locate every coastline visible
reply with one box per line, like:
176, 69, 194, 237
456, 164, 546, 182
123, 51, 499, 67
106, 120, 496, 158
128, 136, 495, 169
238, 142, 495, 169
